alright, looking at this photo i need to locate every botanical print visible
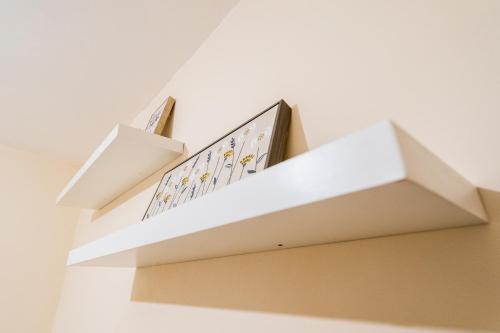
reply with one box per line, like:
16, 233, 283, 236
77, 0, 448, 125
145, 96, 175, 135
145, 100, 167, 133
143, 104, 280, 220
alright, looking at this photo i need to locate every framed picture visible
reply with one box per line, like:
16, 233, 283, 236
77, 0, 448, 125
143, 99, 291, 221
145, 96, 175, 136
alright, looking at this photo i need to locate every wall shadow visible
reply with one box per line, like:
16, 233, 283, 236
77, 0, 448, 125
286, 104, 309, 158
161, 100, 176, 138
130, 188, 500, 332
479, 187, 500, 221
131, 221, 499, 332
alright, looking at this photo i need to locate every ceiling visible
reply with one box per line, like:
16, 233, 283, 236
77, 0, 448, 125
0, 0, 238, 164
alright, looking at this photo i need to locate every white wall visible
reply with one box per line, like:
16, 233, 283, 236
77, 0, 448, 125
53, 1, 500, 332
0, 144, 79, 333
0, 0, 238, 163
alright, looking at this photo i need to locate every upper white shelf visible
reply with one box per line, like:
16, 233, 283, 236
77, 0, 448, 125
67, 120, 488, 267
57, 124, 184, 209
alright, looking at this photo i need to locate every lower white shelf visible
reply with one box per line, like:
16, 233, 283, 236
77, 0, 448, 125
67, 120, 488, 268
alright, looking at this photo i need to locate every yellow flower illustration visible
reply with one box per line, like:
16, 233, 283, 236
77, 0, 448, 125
200, 172, 210, 182
240, 154, 255, 166
224, 149, 234, 159
181, 177, 189, 186
162, 194, 172, 203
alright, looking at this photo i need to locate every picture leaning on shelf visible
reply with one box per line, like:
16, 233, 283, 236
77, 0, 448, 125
144, 96, 176, 136
142, 99, 292, 221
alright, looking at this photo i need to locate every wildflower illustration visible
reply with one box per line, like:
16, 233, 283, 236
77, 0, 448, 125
190, 184, 196, 199
239, 154, 255, 179
150, 191, 163, 216
247, 131, 268, 175
228, 138, 244, 185
174, 176, 190, 205
225, 137, 236, 184
145, 109, 280, 221
200, 172, 210, 182
174, 175, 189, 204
183, 165, 202, 204
167, 174, 181, 209
161, 194, 172, 211
214, 147, 233, 190
182, 180, 192, 204
170, 155, 200, 209
206, 146, 222, 195
195, 172, 210, 199
228, 122, 255, 184
151, 174, 172, 216
194, 150, 212, 198
224, 149, 234, 158
145, 110, 160, 132
206, 151, 212, 166
168, 177, 181, 209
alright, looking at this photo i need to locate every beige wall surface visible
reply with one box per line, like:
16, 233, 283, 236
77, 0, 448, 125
0, 144, 79, 333
53, 0, 500, 332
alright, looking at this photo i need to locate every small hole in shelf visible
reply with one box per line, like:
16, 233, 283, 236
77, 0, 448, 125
277, 244, 283, 247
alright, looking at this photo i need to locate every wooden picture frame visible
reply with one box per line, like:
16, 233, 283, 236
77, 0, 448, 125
143, 99, 291, 221
145, 96, 176, 136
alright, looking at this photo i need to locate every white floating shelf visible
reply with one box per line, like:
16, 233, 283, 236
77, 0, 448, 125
67, 121, 487, 267
57, 124, 184, 209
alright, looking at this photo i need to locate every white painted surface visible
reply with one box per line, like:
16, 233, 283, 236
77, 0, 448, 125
67, 121, 487, 267
0, 144, 80, 333
0, 0, 238, 163
56, 124, 184, 209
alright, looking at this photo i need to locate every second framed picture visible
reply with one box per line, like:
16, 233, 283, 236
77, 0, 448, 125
145, 96, 176, 136
143, 99, 291, 221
